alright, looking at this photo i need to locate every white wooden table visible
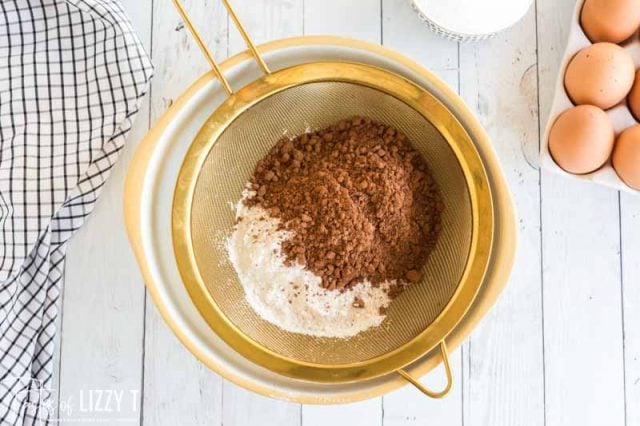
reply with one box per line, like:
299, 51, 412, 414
57, 0, 640, 424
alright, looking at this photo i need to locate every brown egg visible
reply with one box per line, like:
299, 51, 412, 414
627, 69, 640, 120
613, 125, 640, 190
548, 105, 614, 174
581, 0, 640, 43
564, 43, 635, 110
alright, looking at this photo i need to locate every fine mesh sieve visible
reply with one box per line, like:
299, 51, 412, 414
171, 0, 494, 398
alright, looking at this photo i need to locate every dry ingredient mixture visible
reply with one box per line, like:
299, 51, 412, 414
227, 117, 442, 338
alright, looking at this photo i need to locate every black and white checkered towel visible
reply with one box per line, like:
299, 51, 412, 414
0, 1, 153, 424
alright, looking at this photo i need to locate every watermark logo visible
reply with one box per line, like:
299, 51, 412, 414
2, 377, 140, 423
57, 388, 140, 423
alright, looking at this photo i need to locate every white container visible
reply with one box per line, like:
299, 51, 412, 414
411, 0, 534, 41
541, 0, 640, 195
124, 37, 518, 403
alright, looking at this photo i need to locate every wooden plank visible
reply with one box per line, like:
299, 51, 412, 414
304, 0, 381, 44
219, 1, 304, 425
148, 0, 229, 122
141, 1, 227, 425
301, 1, 382, 424
381, 1, 463, 424
57, 0, 152, 423
381, 0, 459, 88
539, 174, 624, 426
621, 194, 640, 424
142, 318, 222, 426
303, 401, 381, 426
221, 383, 300, 426
537, 1, 626, 425
458, 6, 545, 426
228, 0, 303, 55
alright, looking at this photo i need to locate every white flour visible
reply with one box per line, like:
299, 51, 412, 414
226, 201, 393, 338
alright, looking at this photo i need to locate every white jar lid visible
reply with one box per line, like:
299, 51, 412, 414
412, 0, 533, 40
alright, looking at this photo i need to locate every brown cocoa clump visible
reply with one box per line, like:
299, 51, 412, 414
244, 116, 443, 292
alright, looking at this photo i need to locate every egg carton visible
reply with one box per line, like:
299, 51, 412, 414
541, 0, 640, 195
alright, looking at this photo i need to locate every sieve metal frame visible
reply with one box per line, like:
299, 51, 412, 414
172, 61, 493, 381
170, 0, 494, 394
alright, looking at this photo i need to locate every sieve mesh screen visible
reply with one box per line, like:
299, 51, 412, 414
189, 81, 472, 365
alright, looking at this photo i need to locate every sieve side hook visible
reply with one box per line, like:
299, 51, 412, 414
172, 0, 271, 97
397, 341, 453, 399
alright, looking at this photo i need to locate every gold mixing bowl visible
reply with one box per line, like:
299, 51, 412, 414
170, 0, 493, 398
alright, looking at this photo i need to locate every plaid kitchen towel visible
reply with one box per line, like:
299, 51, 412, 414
0, 0, 153, 424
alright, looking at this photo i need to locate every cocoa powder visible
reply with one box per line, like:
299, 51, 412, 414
244, 117, 443, 292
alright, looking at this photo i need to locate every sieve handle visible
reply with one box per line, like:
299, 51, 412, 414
171, 0, 271, 96
397, 341, 453, 399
